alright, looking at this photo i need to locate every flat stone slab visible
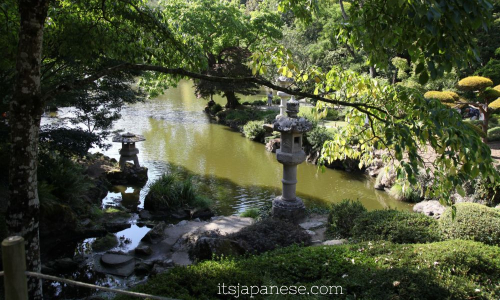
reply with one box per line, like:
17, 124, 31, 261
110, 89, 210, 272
322, 239, 347, 246
101, 254, 134, 267
299, 221, 325, 230
95, 254, 135, 277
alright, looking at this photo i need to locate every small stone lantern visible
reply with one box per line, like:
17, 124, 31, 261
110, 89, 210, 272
272, 99, 312, 223
276, 76, 294, 117
112, 132, 145, 169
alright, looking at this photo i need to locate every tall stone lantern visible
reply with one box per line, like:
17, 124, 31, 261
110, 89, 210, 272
112, 132, 145, 169
276, 76, 294, 117
272, 98, 312, 223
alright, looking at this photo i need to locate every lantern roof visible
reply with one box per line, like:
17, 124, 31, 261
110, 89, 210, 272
112, 132, 146, 143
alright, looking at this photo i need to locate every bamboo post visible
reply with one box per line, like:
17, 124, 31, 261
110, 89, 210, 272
2, 236, 28, 300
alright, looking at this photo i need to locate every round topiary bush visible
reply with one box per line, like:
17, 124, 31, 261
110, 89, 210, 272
443, 91, 460, 102
439, 203, 500, 246
424, 91, 454, 103
489, 98, 500, 109
352, 210, 442, 243
457, 76, 493, 91
488, 127, 500, 141
327, 199, 367, 238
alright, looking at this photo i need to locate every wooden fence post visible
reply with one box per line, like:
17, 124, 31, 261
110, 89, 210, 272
2, 236, 28, 300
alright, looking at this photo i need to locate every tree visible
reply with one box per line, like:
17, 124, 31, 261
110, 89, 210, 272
195, 47, 259, 109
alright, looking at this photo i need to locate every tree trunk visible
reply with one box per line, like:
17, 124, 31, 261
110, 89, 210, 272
7, 1, 48, 299
481, 105, 489, 143
369, 65, 376, 78
224, 91, 240, 109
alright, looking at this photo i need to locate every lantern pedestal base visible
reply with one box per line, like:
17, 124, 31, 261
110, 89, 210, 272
272, 196, 306, 224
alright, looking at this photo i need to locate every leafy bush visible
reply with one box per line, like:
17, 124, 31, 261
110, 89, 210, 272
239, 207, 260, 219
488, 127, 500, 141
209, 103, 223, 115
119, 240, 500, 300
144, 172, 212, 212
226, 219, 311, 254
352, 210, 442, 244
242, 120, 266, 142
439, 202, 500, 246
305, 126, 334, 152
39, 125, 107, 157
327, 199, 367, 238
389, 181, 421, 202
37, 151, 92, 208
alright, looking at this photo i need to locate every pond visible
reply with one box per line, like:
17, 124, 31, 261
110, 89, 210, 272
101, 80, 411, 214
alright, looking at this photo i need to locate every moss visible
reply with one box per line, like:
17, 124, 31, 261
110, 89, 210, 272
92, 233, 118, 252
424, 91, 454, 103
118, 240, 500, 300
439, 203, 500, 246
457, 76, 493, 91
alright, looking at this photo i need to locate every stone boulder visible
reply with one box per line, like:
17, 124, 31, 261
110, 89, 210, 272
265, 138, 280, 153
106, 165, 148, 186
413, 200, 446, 219
374, 167, 396, 190
96, 253, 135, 277
141, 222, 167, 244
189, 237, 246, 261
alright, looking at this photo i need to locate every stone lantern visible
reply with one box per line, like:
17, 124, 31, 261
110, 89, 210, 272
276, 76, 294, 117
272, 98, 312, 223
112, 132, 145, 169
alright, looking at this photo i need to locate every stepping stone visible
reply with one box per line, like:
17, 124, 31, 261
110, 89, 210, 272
101, 254, 134, 267
299, 221, 325, 230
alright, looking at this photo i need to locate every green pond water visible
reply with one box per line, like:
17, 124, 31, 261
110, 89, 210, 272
102, 80, 411, 214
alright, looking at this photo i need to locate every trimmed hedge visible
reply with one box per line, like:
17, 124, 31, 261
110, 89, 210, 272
439, 202, 500, 246
457, 76, 493, 91
327, 199, 366, 238
351, 210, 442, 244
118, 240, 500, 300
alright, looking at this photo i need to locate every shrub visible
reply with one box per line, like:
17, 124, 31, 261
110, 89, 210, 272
227, 219, 312, 254
144, 172, 212, 212
119, 240, 500, 300
305, 126, 334, 152
209, 103, 222, 115
242, 120, 266, 142
389, 181, 421, 202
327, 199, 367, 238
352, 210, 442, 243
457, 76, 493, 91
439, 202, 500, 246
489, 98, 500, 109
443, 91, 460, 101
424, 91, 454, 103
488, 127, 500, 141
239, 207, 260, 219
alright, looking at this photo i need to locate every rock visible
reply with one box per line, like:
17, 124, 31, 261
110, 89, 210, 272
53, 258, 78, 272
305, 230, 316, 236
193, 218, 201, 222
80, 219, 92, 227
170, 208, 190, 219
299, 221, 325, 230
374, 167, 396, 190
322, 239, 347, 246
101, 254, 134, 266
106, 166, 148, 186
191, 208, 214, 220
138, 210, 153, 220
92, 233, 119, 252
135, 245, 152, 256
41, 265, 57, 275
104, 222, 131, 233
176, 220, 188, 227
190, 237, 245, 261
134, 261, 153, 276
150, 259, 174, 276
96, 254, 135, 277
413, 200, 446, 219
141, 222, 166, 244
171, 251, 191, 266
265, 138, 280, 153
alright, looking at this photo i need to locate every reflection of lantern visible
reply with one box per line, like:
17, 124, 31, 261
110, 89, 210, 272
272, 98, 312, 223
121, 187, 141, 211
276, 76, 294, 117
112, 132, 145, 169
